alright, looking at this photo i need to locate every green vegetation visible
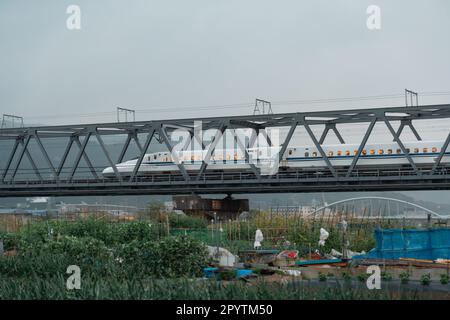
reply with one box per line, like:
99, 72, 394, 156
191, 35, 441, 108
0, 218, 208, 280
357, 273, 369, 282
421, 273, 431, 286
0, 276, 424, 300
440, 273, 449, 285
399, 271, 410, 284
381, 271, 393, 282
318, 272, 327, 282
0, 213, 433, 300
341, 271, 352, 281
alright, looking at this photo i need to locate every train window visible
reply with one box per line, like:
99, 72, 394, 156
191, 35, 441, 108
345, 150, 350, 156
378, 149, 384, 155
370, 149, 375, 155
288, 150, 293, 155
304, 152, 309, 157
337, 151, 342, 156
312, 152, 318, 157
432, 147, 438, 153
423, 148, 428, 153
153, 155, 157, 160
387, 149, 393, 155
362, 150, 367, 155
396, 149, 402, 154
327, 151, 334, 157
414, 148, 419, 154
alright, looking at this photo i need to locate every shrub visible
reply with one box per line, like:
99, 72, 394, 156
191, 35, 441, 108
318, 272, 327, 282
399, 271, 410, 284
0, 232, 20, 251
421, 273, 431, 286
381, 271, 392, 281
357, 273, 369, 282
168, 214, 207, 229
117, 235, 208, 278
440, 273, 449, 285
341, 271, 352, 281
0, 235, 114, 277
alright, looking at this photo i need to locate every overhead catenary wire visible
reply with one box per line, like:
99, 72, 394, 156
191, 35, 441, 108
19, 91, 450, 122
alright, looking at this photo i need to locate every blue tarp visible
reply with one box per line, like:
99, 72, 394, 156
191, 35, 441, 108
353, 228, 450, 260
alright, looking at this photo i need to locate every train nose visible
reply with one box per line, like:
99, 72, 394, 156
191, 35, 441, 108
102, 167, 114, 176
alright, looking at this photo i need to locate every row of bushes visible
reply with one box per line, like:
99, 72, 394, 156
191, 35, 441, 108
0, 218, 209, 279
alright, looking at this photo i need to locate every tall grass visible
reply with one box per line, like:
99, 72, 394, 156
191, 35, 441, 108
0, 276, 425, 300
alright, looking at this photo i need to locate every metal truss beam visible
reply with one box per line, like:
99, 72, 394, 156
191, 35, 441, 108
431, 131, 450, 175
302, 120, 337, 178
73, 135, 98, 179
9, 135, 42, 182
395, 120, 422, 141
231, 128, 260, 179
129, 126, 156, 182
95, 131, 122, 182
68, 133, 92, 181
2, 104, 450, 139
319, 123, 345, 144
34, 132, 58, 180
117, 133, 133, 164
383, 118, 420, 174
346, 118, 377, 177
277, 120, 297, 164
1, 138, 19, 183
196, 122, 227, 180
159, 125, 190, 181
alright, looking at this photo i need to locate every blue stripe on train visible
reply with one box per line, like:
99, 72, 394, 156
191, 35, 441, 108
126, 152, 449, 166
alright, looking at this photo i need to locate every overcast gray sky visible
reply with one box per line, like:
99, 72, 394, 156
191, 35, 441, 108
1, 0, 450, 125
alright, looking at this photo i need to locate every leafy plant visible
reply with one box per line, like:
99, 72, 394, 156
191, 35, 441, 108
421, 273, 431, 286
381, 271, 392, 281
399, 271, 410, 284
440, 273, 449, 285
357, 273, 369, 282
318, 272, 327, 282
341, 271, 352, 281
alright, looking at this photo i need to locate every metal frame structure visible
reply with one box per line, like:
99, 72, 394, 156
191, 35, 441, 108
1, 114, 24, 129
405, 89, 419, 107
253, 99, 273, 115
1, 104, 450, 197
117, 107, 135, 122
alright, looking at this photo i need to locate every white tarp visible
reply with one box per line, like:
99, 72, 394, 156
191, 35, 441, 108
254, 229, 264, 249
318, 228, 329, 247
207, 246, 237, 267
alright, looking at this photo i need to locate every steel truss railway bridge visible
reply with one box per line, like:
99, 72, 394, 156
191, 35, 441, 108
1, 104, 450, 197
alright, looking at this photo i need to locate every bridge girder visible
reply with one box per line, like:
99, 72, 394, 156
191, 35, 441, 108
1, 104, 450, 197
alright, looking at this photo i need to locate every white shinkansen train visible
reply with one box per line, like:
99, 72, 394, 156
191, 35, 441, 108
102, 140, 450, 177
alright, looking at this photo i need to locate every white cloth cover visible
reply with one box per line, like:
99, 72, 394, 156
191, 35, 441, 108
318, 228, 329, 247
254, 229, 264, 249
